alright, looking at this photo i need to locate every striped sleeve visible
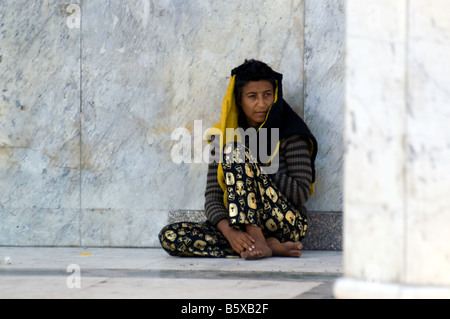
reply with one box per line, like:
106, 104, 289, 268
204, 161, 229, 225
270, 135, 313, 209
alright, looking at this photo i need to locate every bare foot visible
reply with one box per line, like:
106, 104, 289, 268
241, 225, 272, 260
266, 238, 303, 257
240, 245, 272, 260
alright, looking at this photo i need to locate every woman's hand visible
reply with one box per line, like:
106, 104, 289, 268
216, 219, 255, 255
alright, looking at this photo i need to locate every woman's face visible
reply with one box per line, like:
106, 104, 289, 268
240, 80, 274, 128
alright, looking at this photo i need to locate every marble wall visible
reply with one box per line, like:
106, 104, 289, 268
304, 0, 345, 212
1, 1, 82, 245
0, 0, 345, 247
335, 0, 450, 298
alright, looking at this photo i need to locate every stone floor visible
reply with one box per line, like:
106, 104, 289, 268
0, 246, 342, 299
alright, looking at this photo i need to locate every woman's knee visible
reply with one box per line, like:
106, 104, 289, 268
159, 224, 179, 255
222, 142, 257, 165
222, 143, 260, 179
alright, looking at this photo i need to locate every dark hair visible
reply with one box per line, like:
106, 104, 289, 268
231, 59, 277, 107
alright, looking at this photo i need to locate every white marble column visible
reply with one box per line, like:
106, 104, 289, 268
334, 0, 450, 298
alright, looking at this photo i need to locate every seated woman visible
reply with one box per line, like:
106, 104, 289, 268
159, 59, 318, 260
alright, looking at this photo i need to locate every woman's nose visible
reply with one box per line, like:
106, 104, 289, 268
256, 96, 265, 107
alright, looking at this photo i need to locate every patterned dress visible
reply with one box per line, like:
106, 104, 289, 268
159, 135, 313, 258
